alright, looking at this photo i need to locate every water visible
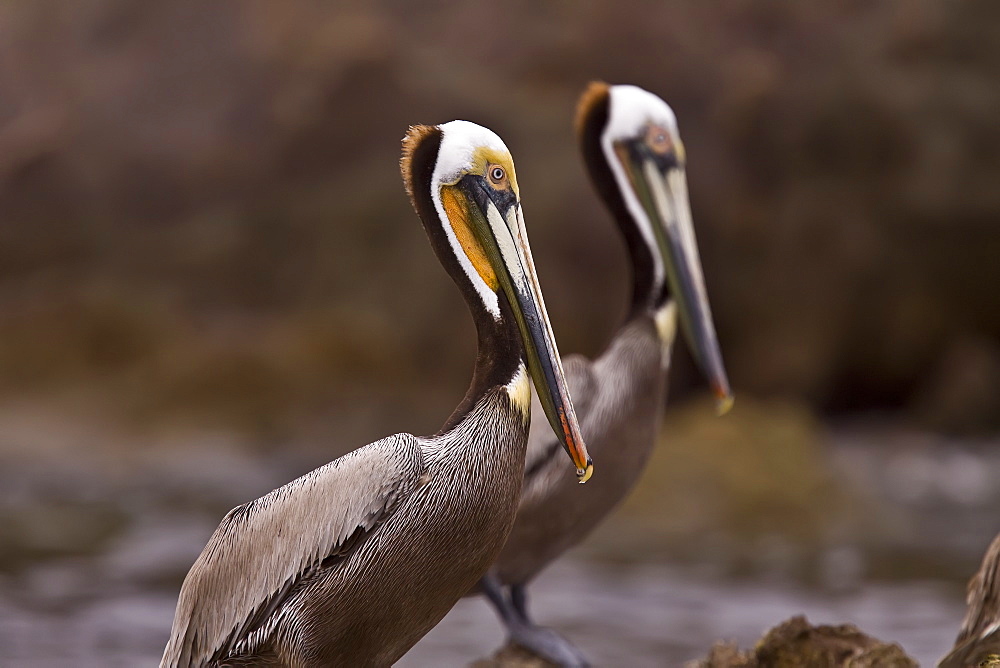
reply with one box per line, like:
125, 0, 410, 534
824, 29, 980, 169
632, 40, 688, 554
0, 555, 966, 667
403, 562, 963, 666
0, 415, 989, 666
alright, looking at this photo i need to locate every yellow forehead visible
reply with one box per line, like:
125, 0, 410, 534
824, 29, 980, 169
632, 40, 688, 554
470, 147, 519, 196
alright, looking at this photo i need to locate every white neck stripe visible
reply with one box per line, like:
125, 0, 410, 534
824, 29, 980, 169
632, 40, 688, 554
600, 130, 665, 297
429, 183, 500, 320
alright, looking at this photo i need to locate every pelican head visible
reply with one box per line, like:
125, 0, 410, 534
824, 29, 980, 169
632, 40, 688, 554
402, 121, 593, 482
577, 82, 733, 415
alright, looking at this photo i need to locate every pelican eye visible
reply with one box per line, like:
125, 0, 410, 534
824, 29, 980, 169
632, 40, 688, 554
489, 165, 506, 184
645, 124, 673, 155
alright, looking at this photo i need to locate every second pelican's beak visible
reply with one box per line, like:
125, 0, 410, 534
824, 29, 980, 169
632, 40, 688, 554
449, 175, 593, 482
617, 141, 733, 414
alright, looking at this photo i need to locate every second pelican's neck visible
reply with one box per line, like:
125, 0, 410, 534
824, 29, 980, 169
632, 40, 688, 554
577, 93, 665, 319
438, 290, 528, 435
607, 298, 677, 370
623, 242, 667, 322
611, 187, 670, 320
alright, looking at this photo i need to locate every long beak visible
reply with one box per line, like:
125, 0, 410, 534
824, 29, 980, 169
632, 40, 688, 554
624, 149, 733, 415
464, 180, 594, 482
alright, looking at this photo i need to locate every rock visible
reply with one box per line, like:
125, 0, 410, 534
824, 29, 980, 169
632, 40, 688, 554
689, 615, 917, 667
939, 533, 1000, 668
471, 642, 556, 667
474, 615, 918, 667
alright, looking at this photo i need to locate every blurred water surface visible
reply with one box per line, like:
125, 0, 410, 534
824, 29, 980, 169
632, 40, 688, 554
0, 406, 992, 667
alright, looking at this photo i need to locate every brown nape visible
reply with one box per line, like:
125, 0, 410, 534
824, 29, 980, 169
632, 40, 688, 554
574, 81, 611, 139
399, 123, 446, 261
397, 122, 522, 433
400, 124, 440, 204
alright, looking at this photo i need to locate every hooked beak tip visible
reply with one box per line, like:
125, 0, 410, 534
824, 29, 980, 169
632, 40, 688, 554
714, 388, 734, 417
577, 459, 594, 484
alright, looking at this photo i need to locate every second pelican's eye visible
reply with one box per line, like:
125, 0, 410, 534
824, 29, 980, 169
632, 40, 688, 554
489, 166, 505, 183
646, 124, 673, 155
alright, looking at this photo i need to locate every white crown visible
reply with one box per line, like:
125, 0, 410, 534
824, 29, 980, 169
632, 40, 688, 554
605, 85, 678, 140
433, 120, 510, 184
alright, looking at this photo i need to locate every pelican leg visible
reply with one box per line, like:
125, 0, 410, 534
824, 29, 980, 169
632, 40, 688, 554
510, 583, 531, 622
479, 572, 517, 625
479, 575, 590, 667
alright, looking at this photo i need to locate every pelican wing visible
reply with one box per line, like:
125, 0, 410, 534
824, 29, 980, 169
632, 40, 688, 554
161, 433, 425, 668
521, 354, 596, 494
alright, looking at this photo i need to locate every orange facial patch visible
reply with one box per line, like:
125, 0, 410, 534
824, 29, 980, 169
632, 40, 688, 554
440, 185, 498, 290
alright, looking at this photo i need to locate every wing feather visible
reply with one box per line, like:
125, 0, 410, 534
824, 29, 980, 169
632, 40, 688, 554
160, 433, 425, 668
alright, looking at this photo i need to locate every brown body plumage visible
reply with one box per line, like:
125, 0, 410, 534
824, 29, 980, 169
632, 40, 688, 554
163, 392, 526, 667
160, 120, 592, 667
473, 83, 731, 666
496, 314, 673, 586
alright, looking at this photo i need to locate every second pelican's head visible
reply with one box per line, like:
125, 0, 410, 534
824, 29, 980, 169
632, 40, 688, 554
401, 121, 592, 482
576, 82, 733, 414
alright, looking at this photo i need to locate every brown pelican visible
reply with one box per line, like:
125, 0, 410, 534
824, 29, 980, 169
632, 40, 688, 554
475, 83, 733, 665
939, 534, 1000, 667
159, 120, 593, 668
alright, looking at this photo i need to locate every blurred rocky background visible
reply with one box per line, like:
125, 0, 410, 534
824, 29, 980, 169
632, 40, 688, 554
0, 1, 998, 665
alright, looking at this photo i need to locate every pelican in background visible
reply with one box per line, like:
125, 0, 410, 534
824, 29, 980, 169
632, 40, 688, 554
939, 533, 1000, 667
475, 83, 733, 665
160, 120, 593, 667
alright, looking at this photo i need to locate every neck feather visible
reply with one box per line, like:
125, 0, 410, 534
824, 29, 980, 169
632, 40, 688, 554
578, 95, 665, 319
437, 290, 524, 434
402, 126, 525, 434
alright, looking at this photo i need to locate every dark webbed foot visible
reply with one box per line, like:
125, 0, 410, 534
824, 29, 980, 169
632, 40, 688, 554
478, 576, 590, 667
506, 620, 590, 667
